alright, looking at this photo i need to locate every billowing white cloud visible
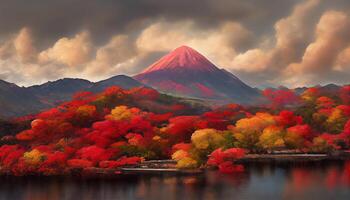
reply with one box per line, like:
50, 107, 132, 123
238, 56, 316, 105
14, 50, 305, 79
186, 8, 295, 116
335, 46, 350, 71
14, 27, 37, 63
81, 35, 138, 80
274, 0, 320, 62
0, 40, 13, 59
0, 27, 37, 62
231, 49, 271, 72
95, 35, 136, 65
228, 0, 320, 74
136, 20, 253, 68
136, 21, 193, 52
38, 31, 93, 67
284, 11, 350, 86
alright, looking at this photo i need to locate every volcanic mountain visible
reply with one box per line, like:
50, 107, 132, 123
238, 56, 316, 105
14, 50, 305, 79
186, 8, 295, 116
134, 46, 260, 103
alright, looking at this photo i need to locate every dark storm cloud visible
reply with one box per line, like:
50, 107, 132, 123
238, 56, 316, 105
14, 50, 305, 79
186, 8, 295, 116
0, 0, 299, 46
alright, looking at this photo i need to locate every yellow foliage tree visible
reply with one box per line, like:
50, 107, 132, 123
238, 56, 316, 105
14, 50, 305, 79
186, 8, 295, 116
258, 125, 285, 150
106, 106, 140, 121
23, 149, 46, 165
311, 136, 333, 152
325, 108, 347, 134
171, 150, 189, 161
191, 129, 225, 151
301, 88, 319, 103
176, 157, 198, 169
284, 130, 304, 149
235, 113, 275, 133
76, 105, 96, 118
233, 113, 276, 149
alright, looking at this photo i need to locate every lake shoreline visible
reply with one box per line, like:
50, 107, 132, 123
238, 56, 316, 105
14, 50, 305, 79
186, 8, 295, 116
1, 152, 350, 177
238, 151, 350, 163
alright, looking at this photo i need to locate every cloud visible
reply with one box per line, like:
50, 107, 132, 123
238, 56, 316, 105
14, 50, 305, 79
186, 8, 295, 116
38, 31, 93, 67
273, 0, 320, 63
136, 21, 193, 52
284, 11, 350, 86
0, 0, 298, 43
0, 27, 37, 62
13, 27, 37, 63
231, 49, 271, 72
136, 20, 253, 68
335, 46, 350, 71
0, 29, 93, 85
0, 40, 13, 60
228, 0, 320, 74
81, 35, 138, 80
95, 35, 136, 65
0, 57, 66, 86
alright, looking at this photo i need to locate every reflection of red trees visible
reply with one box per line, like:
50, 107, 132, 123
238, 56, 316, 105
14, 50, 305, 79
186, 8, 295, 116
218, 161, 244, 174
290, 168, 314, 192
342, 161, 350, 186
284, 163, 350, 197
325, 167, 340, 189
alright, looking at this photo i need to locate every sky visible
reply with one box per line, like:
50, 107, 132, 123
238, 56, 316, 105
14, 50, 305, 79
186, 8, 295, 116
0, 0, 350, 88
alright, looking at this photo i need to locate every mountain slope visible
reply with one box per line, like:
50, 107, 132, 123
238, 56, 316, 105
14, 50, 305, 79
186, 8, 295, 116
0, 80, 46, 118
90, 75, 144, 93
134, 46, 260, 103
0, 76, 145, 118
28, 78, 94, 106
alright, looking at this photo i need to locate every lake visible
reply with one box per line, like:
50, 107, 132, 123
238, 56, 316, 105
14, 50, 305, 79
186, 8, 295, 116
0, 161, 349, 200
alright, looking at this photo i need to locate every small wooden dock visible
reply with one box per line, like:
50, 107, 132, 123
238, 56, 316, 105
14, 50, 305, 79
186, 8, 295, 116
120, 167, 203, 175
120, 160, 203, 175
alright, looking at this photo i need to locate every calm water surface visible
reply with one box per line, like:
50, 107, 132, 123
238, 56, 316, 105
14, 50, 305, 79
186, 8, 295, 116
0, 161, 350, 200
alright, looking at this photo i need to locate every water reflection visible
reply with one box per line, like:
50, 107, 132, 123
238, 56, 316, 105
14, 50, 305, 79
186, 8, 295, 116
0, 161, 349, 200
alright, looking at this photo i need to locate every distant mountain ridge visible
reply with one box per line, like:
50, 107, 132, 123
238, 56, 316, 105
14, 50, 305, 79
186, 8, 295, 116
294, 83, 342, 95
0, 75, 144, 118
134, 46, 261, 103
2, 46, 343, 119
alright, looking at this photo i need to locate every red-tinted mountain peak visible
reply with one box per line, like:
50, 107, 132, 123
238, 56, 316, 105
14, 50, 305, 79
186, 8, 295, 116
134, 46, 260, 103
141, 45, 218, 74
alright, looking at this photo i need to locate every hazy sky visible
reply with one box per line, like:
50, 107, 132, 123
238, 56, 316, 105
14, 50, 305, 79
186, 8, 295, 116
0, 0, 350, 87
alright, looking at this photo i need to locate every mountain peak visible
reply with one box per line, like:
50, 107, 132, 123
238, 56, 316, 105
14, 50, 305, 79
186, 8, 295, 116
140, 45, 218, 74
172, 45, 203, 55
134, 46, 260, 102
